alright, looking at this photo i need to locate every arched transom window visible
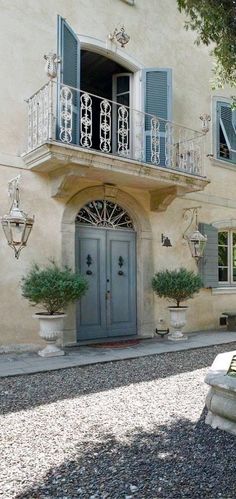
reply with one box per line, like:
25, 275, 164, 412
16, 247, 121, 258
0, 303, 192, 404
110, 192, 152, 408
76, 200, 134, 229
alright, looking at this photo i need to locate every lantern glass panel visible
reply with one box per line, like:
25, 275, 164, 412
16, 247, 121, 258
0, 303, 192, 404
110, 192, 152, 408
22, 223, 33, 244
10, 221, 26, 244
1, 221, 11, 244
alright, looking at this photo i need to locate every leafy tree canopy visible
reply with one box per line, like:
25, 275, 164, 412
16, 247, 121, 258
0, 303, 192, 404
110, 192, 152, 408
21, 261, 88, 314
152, 267, 202, 307
177, 0, 236, 90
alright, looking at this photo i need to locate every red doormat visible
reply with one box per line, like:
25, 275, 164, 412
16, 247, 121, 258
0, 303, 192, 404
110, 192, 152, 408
93, 339, 140, 348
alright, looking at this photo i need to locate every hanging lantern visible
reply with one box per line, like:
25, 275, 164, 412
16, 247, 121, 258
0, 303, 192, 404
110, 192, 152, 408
1, 176, 34, 259
186, 228, 207, 261
183, 206, 207, 262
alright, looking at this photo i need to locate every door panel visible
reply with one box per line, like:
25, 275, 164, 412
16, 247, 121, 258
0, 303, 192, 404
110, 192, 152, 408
76, 227, 137, 340
76, 227, 106, 339
107, 230, 136, 336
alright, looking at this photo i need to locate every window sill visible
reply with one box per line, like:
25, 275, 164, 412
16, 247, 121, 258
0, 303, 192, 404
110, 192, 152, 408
212, 287, 236, 295
210, 157, 236, 172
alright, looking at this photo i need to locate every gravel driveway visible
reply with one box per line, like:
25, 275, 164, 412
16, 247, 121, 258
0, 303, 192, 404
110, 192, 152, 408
1, 343, 236, 499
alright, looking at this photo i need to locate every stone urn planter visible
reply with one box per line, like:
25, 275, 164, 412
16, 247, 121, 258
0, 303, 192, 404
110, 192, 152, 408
21, 261, 88, 357
168, 306, 188, 340
205, 350, 236, 436
35, 313, 66, 357
152, 268, 202, 341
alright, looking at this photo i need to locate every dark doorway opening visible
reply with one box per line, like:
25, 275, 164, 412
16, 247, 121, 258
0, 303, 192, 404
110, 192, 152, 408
80, 50, 132, 152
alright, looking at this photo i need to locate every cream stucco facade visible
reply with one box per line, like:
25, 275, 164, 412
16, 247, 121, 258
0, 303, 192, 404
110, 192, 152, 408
0, 0, 235, 351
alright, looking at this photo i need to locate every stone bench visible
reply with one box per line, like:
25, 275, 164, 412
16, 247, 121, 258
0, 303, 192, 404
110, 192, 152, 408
222, 312, 236, 331
205, 350, 236, 436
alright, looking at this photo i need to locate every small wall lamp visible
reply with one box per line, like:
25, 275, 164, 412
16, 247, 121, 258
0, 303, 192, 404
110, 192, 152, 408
161, 234, 172, 247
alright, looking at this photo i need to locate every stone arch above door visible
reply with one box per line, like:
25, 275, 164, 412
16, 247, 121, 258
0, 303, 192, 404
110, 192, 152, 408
61, 186, 154, 344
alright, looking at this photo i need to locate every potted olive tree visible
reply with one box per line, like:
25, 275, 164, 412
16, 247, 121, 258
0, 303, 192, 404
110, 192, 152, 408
21, 261, 88, 357
152, 267, 202, 340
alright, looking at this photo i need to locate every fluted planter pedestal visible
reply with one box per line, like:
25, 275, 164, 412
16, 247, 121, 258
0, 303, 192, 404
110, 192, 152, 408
168, 307, 188, 341
205, 350, 236, 436
34, 314, 66, 357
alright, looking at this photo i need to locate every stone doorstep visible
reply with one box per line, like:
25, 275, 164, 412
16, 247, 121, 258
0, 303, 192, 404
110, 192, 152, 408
205, 350, 236, 436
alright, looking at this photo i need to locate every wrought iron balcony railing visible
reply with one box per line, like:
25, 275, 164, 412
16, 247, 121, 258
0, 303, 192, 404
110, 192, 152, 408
26, 81, 205, 177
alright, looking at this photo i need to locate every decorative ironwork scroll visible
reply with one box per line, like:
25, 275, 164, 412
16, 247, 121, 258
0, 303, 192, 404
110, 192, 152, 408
151, 117, 160, 165
76, 200, 134, 230
80, 92, 92, 148
28, 84, 50, 150
37, 86, 49, 145
59, 86, 72, 143
100, 99, 111, 152
165, 122, 175, 168
134, 111, 145, 162
117, 105, 129, 156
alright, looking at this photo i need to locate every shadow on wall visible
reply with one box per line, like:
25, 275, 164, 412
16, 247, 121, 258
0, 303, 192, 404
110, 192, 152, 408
15, 413, 236, 498
1, 343, 236, 415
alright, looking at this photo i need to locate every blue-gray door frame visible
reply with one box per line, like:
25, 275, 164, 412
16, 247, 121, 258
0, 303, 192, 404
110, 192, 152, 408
75, 226, 137, 340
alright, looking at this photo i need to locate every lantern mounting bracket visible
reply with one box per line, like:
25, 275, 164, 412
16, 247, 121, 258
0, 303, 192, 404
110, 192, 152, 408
183, 206, 202, 240
8, 174, 21, 210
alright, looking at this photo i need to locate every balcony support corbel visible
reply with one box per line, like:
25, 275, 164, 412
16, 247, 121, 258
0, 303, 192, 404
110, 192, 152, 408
150, 186, 178, 212
50, 169, 87, 198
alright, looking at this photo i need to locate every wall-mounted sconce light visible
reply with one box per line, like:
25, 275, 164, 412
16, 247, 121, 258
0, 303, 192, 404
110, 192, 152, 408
1, 175, 35, 259
183, 206, 207, 262
161, 234, 172, 247
109, 26, 130, 48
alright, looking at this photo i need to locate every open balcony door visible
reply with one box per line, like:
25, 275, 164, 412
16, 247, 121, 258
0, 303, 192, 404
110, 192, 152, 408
112, 73, 133, 157
57, 15, 80, 145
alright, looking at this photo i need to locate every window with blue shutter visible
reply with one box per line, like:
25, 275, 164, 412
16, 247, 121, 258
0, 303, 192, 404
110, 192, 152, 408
216, 101, 236, 164
57, 16, 80, 144
142, 68, 172, 166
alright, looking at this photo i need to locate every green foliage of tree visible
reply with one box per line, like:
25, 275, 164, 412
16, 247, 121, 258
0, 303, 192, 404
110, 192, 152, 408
177, 0, 236, 90
21, 261, 88, 315
152, 267, 202, 307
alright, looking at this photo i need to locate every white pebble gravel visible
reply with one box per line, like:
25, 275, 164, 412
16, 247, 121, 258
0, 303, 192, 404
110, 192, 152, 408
0, 343, 236, 499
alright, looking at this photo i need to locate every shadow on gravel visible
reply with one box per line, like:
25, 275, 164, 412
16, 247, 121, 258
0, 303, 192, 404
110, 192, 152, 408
15, 410, 236, 499
1, 343, 236, 415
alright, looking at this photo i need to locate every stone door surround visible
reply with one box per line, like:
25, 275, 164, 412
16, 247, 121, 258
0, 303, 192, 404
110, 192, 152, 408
61, 185, 154, 344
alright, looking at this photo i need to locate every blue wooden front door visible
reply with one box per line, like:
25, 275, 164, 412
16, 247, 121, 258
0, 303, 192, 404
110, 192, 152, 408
76, 227, 137, 340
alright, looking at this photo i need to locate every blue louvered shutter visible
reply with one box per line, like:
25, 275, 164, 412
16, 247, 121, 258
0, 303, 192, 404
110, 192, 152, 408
217, 101, 236, 164
143, 68, 172, 166
57, 16, 80, 144
198, 223, 218, 288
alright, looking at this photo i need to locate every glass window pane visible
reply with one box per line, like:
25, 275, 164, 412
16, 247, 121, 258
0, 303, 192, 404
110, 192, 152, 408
218, 232, 228, 245
117, 76, 129, 94
233, 232, 236, 246
219, 267, 228, 282
233, 268, 236, 281
117, 94, 129, 106
233, 247, 236, 267
218, 246, 228, 266
219, 125, 230, 159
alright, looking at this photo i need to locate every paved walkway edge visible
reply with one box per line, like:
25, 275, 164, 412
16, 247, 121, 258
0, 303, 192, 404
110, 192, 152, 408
0, 331, 236, 378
